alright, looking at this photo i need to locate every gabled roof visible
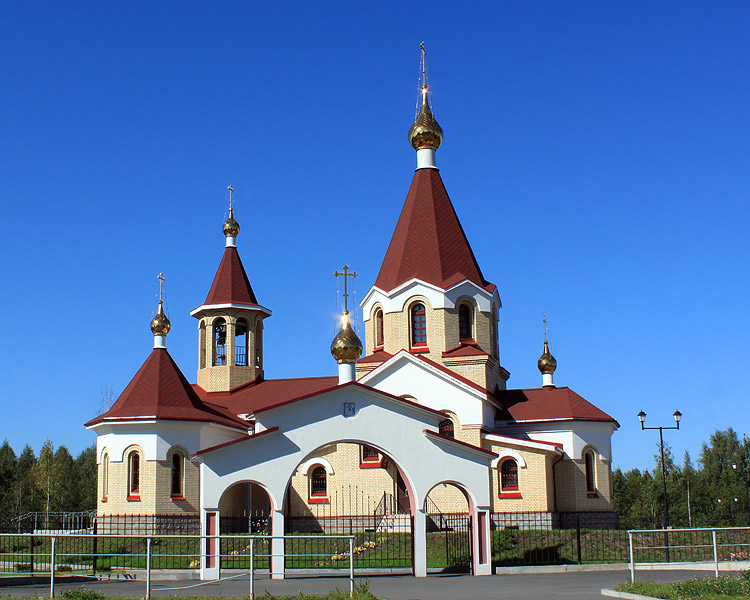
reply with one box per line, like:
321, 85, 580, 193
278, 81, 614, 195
374, 168, 495, 294
442, 343, 489, 359
495, 387, 618, 426
85, 349, 247, 430
203, 247, 258, 306
358, 349, 393, 364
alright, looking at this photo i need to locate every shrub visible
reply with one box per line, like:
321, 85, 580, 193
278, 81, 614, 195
59, 589, 108, 600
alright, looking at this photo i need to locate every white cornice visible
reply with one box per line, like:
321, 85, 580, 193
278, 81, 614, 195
484, 433, 563, 454
190, 303, 272, 318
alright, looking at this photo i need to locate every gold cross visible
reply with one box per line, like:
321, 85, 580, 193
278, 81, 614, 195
227, 184, 234, 211
157, 272, 165, 303
543, 313, 549, 342
420, 42, 427, 89
333, 265, 358, 314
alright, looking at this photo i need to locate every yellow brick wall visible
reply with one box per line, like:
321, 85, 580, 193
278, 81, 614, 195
287, 443, 400, 517
425, 483, 469, 513
485, 443, 554, 513
554, 453, 614, 512
98, 446, 199, 517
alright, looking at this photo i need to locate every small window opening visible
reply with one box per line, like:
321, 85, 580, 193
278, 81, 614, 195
375, 309, 384, 348
500, 459, 518, 492
411, 303, 427, 347
171, 453, 183, 498
235, 319, 248, 366
214, 318, 227, 366
311, 467, 327, 496
459, 304, 473, 341
439, 419, 454, 438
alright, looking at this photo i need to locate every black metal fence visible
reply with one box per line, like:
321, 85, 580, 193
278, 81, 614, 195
490, 511, 750, 566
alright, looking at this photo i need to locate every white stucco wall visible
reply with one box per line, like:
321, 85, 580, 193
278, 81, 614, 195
498, 420, 615, 461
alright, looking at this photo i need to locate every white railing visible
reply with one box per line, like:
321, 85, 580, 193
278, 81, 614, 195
0, 533, 356, 599
628, 526, 750, 582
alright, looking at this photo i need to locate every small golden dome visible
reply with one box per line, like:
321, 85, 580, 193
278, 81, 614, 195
223, 208, 240, 237
537, 339, 557, 374
330, 312, 363, 364
408, 87, 443, 151
150, 301, 171, 336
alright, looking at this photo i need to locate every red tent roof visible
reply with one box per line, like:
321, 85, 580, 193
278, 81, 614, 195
203, 247, 258, 306
85, 349, 247, 430
495, 387, 617, 425
374, 169, 495, 294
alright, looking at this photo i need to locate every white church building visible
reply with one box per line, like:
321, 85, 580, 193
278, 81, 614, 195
86, 66, 618, 579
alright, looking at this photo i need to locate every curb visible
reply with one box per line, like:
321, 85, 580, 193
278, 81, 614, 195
601, 590, 656, 599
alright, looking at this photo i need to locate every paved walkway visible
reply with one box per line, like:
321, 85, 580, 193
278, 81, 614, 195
0, 569, 730, 599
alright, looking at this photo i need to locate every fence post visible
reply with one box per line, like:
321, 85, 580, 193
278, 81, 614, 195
30, 534, 34, 576
146, 537, 152, 600
50, 536, 56, 598
92, 519, 98, 575
576, 514, 582, 565
349, 537, 354, 598
628, 531, 635, 583
249, 538, 254, 600
712, 530, 718, 578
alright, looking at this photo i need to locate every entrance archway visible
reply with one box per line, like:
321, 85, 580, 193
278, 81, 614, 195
284, 442, 414, 572
425, 482, 473, 573
218, 481, 272, 569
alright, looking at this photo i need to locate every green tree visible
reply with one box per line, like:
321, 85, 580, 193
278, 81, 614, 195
34, 440, 55, 514
0, 441, 17, 521
52, 446, 76, 511
73, 445, 97, 511
13, 445, 39, 516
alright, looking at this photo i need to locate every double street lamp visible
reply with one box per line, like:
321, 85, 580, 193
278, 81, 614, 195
638, 409, 682, 562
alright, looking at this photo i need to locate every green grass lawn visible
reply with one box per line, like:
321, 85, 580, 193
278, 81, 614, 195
616, 572, 750, 599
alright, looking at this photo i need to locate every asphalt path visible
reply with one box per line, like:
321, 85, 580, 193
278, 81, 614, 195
0, 569, 731, 599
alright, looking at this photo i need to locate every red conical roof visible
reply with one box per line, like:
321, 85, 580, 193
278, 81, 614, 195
374, 169, 495, 294
204, 247, 258, 305
85, 348, 247, 430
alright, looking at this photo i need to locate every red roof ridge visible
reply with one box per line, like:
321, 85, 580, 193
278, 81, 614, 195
374, 169, 495, 294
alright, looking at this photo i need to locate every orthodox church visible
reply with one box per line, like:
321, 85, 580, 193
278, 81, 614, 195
86, 62, 618, 578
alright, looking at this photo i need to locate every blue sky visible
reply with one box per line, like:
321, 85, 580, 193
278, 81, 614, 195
1, 2, 748, 472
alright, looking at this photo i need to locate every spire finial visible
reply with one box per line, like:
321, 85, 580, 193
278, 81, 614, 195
223, 185, 240, 245
333, 265, 358, 316
331, 265, 363, 378
409, 43, 443, 160
151, 272, 171, 347
538, 313, 556, 386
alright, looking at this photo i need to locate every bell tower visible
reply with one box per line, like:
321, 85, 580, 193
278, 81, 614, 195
191, 186, 272, 392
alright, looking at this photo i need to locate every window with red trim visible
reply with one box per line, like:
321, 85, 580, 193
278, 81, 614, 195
171, 452, 183, 498
362, 445, 379, 462
101, 452, 109, 501
214, 318, 227, 366
310, 467, 327, 496
128, 452, 140, 498
585, 451, 596, 493
458, 304, 473, 341
374, 309, 384, 348
500, 459, 518, 492
411, 303, 427, 347
439, 419, 454, 438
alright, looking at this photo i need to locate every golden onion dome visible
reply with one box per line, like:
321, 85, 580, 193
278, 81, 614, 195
537, 339, 557, 374
408, 87, 443, 151
330, 312, 363, 364
223, 208, 240, 237
150, 300, 171, 336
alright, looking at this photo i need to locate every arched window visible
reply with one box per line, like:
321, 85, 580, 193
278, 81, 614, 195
310, 466, 327, 497
213, 318, 227, 366
102, 452, 109, 501
362, 445, 379, 462
500, 459, 519, 492
439, 419, 454, 438
128, 452, 140, 498
411, 303, 427, 347
374, 309, 384, 348
458, 304, 473, 341
235, 318, 248, 366
255, 321, 263, 368
491, 306, 499, 358
171, 452, 183, 498
585, 451, 596, 493
199, 321, 206, 369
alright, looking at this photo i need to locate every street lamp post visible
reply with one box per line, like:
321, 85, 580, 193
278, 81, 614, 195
638, 409, 682, 563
